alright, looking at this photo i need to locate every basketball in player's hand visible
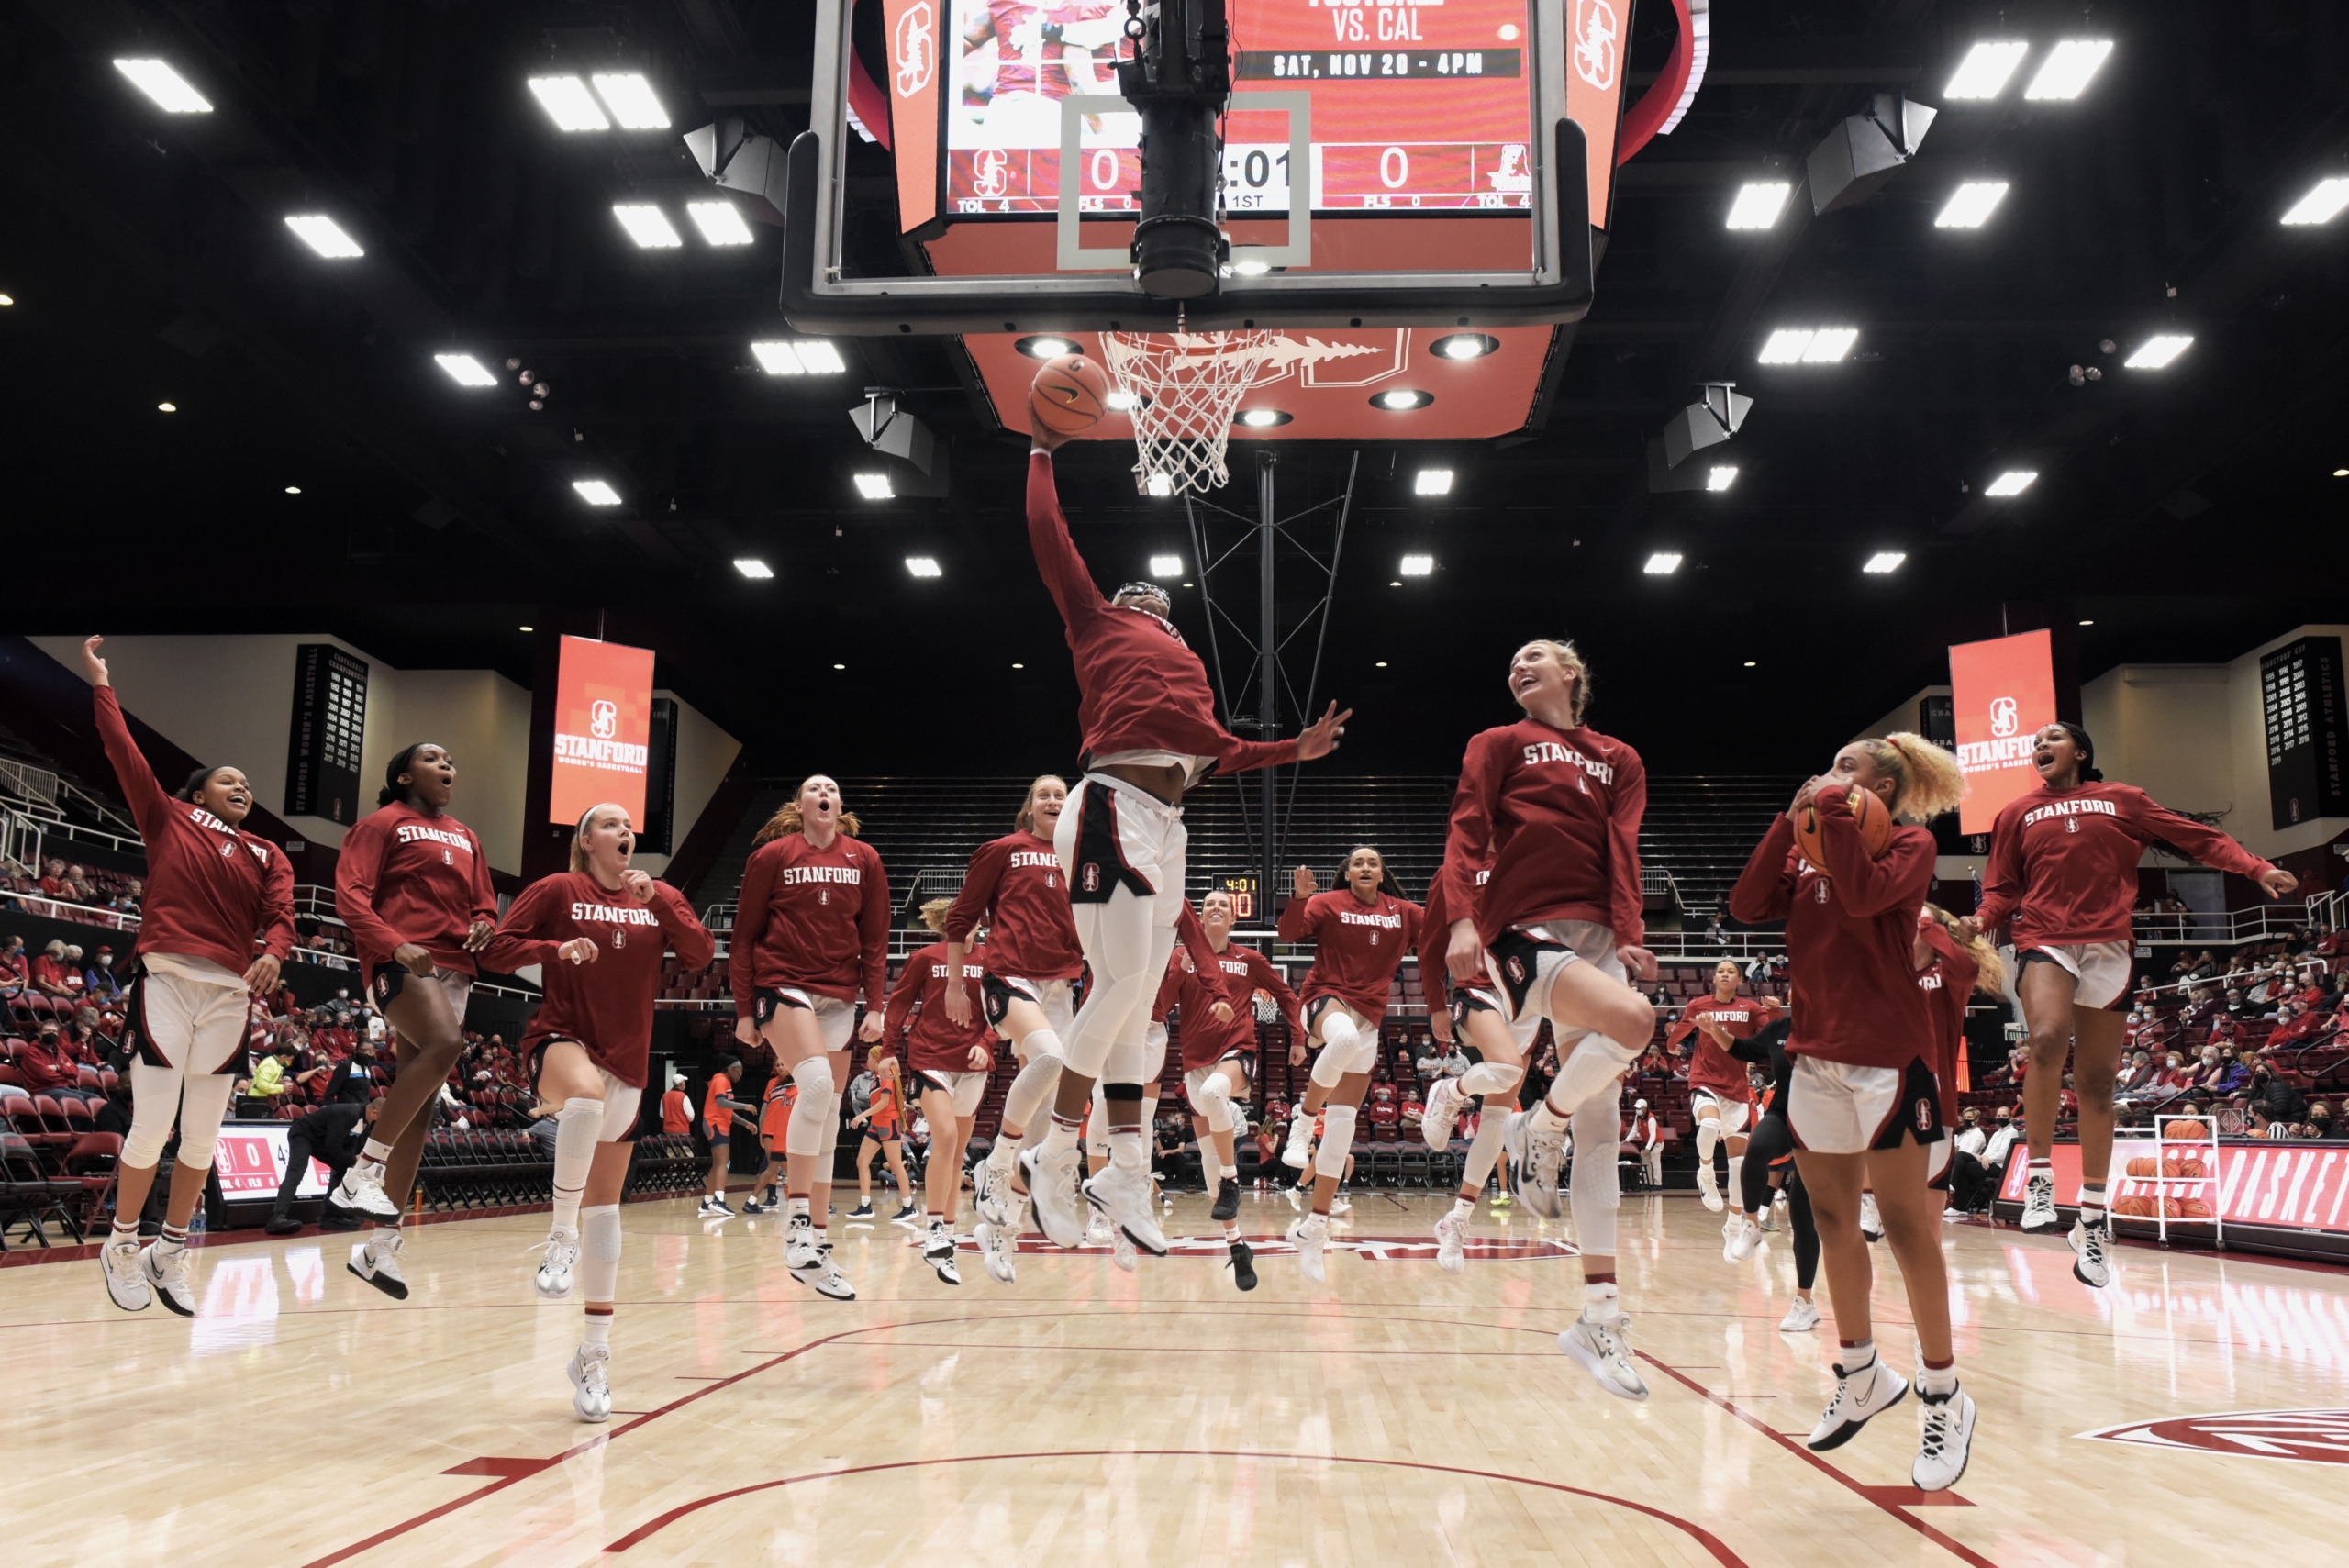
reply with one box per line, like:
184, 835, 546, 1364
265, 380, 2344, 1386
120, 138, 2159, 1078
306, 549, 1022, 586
1793, 784, 1895, 869
1030, 352, 1112, 437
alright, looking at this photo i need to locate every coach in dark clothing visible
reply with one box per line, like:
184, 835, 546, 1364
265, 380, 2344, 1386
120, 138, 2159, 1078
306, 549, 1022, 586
264, 1098, 382, 1234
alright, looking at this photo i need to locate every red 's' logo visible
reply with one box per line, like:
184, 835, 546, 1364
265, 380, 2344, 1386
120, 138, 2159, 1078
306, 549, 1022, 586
2078, 1409, 2349, 1466
1081, 863, 1100, 893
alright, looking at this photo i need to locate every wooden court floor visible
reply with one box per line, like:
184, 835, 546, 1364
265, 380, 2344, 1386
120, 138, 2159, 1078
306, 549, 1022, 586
6, 1186, 2348, 1567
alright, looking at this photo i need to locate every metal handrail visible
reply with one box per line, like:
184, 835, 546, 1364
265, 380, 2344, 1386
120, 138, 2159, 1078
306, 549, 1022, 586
2129, 904, 2315, 947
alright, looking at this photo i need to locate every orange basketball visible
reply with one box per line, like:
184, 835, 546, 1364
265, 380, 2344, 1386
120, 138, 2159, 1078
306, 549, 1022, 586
1792, 784, 1895, 871
1030, 352, 1112, 437
2163, 1119, 2208, 1140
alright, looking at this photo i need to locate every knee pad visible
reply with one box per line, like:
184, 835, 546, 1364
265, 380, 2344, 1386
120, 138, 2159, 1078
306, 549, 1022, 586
1103, 1022, 1153, 1084
786, 1057, 835, 1158
1316, 1105, 1357, 1179
1568, 1096, 1621, 1251
580, 1204, 622, 1302
1310, 1013, 1362, 1089
1067, 972, 1151, 1076
1018, 1028, 1063, 1064
1695, 1119, 1720, 1159
1457, 1061, 1522, 1098
174, 1113, 226, 1172
1195, 1072, 1235, 1134
817, 1095, 844, 1158
122, 1065, 182, 1168
1141, 1023, 1169, 1083
1547, 1034, 1637, 1114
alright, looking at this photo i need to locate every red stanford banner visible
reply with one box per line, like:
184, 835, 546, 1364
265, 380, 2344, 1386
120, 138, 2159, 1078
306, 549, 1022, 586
1949, 628, 2057, 834
2000, 1140, 2349, 1235
550, 636, 656, 828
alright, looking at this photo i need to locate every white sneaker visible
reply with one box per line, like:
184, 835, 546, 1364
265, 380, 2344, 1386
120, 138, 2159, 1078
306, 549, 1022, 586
1756, 1204, 1781, 1233
1722, 1206, 1745, 1240
1281, 1111, 1315, 1169
567, 1344, 612, 1423
1559, 1309, 1649, 1401
1284, 1184, 1302, 1211
974, 1220, 1019, 1284
101, 1237, 151, 1312
1859, 1191, 1884, 1242
140, 1241, 196, 1318
2068, 1215, 2112, 1287
534, 1229, 580, 1299
1433, 1207, 1469, 1274
974, 1156, 1017, 1229
1697, 1164, 1724, 1213
1723, 1215, 1759, 1262
348, 1230, 409, 1300
924, 1225, 963, 1286
331, 1160, 399, 1218
1913, 1384, 1977, 1491
783, 1216, 822, 1271
2019, 1171, 2058, 1231
1085, 1160, 1169, 1256
1779, 1296, 1821, 1332
1110, 1227, 1138, 1273
1421, 1078, 1465, 1149
1022, 1146, 1085, 1249
1503, 1109, 1566, 1220
1288, 1213, 1329, 1282
1807, 1358, 1908, 1451
786, 1225, 855, 1301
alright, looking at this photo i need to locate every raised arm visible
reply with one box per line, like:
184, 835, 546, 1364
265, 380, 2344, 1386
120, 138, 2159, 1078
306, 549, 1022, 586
85, 659, 173, 842
654, 881, 717, 973
2128, 788, 2287, 889
1728, 816, 1799, 926
1027, 452, 1109, 636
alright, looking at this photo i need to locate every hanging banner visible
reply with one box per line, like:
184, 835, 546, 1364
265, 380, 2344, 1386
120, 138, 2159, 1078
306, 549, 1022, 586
883, 0, 943, 234
550, 636, 656, 827
1949, 628, 2056, 834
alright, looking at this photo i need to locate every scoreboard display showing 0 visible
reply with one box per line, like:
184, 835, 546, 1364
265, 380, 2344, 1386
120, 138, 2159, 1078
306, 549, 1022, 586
945, 0, 1534, 215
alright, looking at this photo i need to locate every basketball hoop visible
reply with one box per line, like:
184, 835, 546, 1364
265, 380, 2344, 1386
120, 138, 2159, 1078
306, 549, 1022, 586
1100, 328, 1275, 495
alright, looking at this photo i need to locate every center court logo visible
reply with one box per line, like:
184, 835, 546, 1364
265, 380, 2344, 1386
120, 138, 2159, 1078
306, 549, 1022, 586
967, 1232, 1580, 1263
1988, 695, 2019, 738
1573, 0, 1620, 89
2078, 1408, 2349, 1465
894, 3, 934, 97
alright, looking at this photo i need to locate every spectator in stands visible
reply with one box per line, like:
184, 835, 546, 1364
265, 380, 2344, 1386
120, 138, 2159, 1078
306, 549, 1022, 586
2264, 999, 2323, 1054
95, 1074, 133, 1137
84, 944, 122, 999
240, 1041, 296, 1103
39, 858, 70, 896
1978, 1105, 2022, 1181
2113, 1051, 2159, 1102
2222, 986, 2247, 1019
18, 1024, 78, 1097
0, 933, 28, 997
263, 1096, 383, 1235
30, 938, 79, 999
2309, 1101, 2338, 1138
2188, 1045, 2231, 1096
2249, 1062, 2304, 1128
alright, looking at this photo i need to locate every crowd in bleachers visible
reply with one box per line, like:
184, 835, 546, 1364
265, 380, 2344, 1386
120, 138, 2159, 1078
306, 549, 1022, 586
0, 855, 143, 923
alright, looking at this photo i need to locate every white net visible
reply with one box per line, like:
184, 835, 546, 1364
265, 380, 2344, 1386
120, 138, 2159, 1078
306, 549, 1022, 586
1099, 329, 1275, 495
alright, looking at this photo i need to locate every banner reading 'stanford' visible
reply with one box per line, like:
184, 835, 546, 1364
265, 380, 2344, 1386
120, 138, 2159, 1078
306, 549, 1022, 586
1948, 628, 2056, 835
550, 635, 655, 827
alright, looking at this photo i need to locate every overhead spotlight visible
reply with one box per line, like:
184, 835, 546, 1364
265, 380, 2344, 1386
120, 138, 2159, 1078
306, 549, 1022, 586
752, 339, 844, 373
685, 201, 754, 245
1808, 92, 1935, 213
2024, 40, 2114, 101
434, 353, 497, 386
832, 662, 846, 670
2335, 468, 2349, 478
1017, 335, 1079, 360
1743, 661, 1756, 668
573, 480, 622, 506
1431, 333, 1498, 360
905, 556, 943, 578
854, 473, 894, 500
1984, 470, 2038, 496
2282, 178, 2349, 226
1724, 182, 1792, 229
1236, 408, 1292, 427
157, 402, 177, 413
1372, 389, 1432, 411
2124, 334, 2193, 369
1642, 552, 1683, 575
1944, 41, 2029, 100
1414, 469, 1454, 495
0, 295, 13, 306
1757, 328, 1857, 363
589, 72, 669, 129
1144, 473, 1175, 497
2078, 618, 2095, 627
1862, 551, 1907, 574
1706, 465, 1738, 492
519, 625, 535, 633
733, 558, 774, 580
284, 485, 302, 495
527, 75, 608, 132
1399, 554, 1436, 576
1934, 181, 2009, 229
1149, 554, 1185, 576
1106, 390, 1141, 411
112, 59, 212, 114
1661, 381, 1752, 473
611, 204, 682, 248
284, 215, 364, 258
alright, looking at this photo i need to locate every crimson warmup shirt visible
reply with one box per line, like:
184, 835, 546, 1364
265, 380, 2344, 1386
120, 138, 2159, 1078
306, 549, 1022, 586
480, 873, 714, 1090
1181, 940, 1304, 1068
884, 941, 996, 1073
1277, 888, 1422, 1026
1029, 452, 1297, 778
94, 685, 294, 975
729, 830, 891, 1011
1917, 922, 1978, 1124
336, 799, 499, 989
1441, 718, 1647, 950
942, 830, 1083, 981
1666, 995, 1783, 1102
1974, 779, 2273, 950
1729, 789, 1936, 1070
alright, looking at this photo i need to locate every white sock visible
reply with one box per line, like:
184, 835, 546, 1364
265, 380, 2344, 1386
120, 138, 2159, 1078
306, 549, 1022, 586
1918, 1361, 1958, 1396
582, 1312, 612, 1351
551, 1097, 603, 1233
787, 1196, 810, 1222
1842, 1338, 1877, 1371
1726, 1154, 1744, 1207
361, 1138, 393, 1166
1040, 1116, 1082, 1158
1583, 1280, 1619, 1316
1108, 1128, 1145, 1172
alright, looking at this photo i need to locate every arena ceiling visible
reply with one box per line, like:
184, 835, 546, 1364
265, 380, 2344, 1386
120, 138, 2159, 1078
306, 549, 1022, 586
4, 1, 2347, 776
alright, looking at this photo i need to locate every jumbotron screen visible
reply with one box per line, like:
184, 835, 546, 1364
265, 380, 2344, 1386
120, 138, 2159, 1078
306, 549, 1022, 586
944, 0, 1536, 216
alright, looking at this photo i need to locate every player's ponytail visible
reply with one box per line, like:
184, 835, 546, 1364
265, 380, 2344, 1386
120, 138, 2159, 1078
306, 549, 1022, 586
2055, 721, 2104, 783
918, 896, 955, 935
1863, 732, 1967, 821
1922, 903, 2007, 995
753, 775, 863, 845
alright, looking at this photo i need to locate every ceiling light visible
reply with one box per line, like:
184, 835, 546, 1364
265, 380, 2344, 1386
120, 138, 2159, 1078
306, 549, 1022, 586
1012, 662, 1025, 669
733, 558, 774, 580
1642, 552, 1682, 575
751, 339, 845, 375
686, 201, 754, 246
284, 486, 301, 495
611, 204, 682, 249
284, 215, 364, 258
2024, 40, 2113, 101
113, 59, 212, 114
1372, 389, 1432, 410
2281, 177, 2349, 226
1707, 465, 1738, 492
1945, 41, 2029, 100
519, 625, 534, 632
795, 340, 845, 373
2078, 618, 2095, 627
1375, 661, 1388, 668
1934, 181, 2009, 229
1236, 408, 1291, 427
1758, 328, 1857, 363
1399, 554, 1435, 576
527, 75, 608, 132
1106, 390, 1141, 412
1984, 470, 2038, 496
2124, 334, 2193, 370
573, 480, 622, 506
1757, 328, 1810, 362
854, 473, 894, 500
1414, 470, 1454, 495
906, 556, 943, 578
1145, 473, 1174, 497
2335, 468, 2349, 478
751, 341, 804, 374
1743, 661, 1756, 667
832, 662, 846, 670
1725, 181, 1792, 229
1018, 336, 1078, 360
1802, 328, 1858, 361
1149, 554, 1184, 576
435, 353, 497, 386
1431, 333, 1498, 360
589, 72, 669, 129
1863, 551, 1907, 573
0, 295, 13, 306
157, 402, 176, 413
